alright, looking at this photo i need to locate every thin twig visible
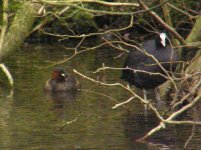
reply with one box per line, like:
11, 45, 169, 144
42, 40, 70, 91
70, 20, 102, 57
60, 114, 81, 130
112, 96, 135, 109
0, 63, 14, 87
139, 0, 187, 45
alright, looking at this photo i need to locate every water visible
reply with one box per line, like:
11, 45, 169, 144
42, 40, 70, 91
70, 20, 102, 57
0, 43, 201, 150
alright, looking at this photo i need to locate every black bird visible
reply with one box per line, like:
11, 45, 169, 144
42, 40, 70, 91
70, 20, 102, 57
121, 33, 178, 101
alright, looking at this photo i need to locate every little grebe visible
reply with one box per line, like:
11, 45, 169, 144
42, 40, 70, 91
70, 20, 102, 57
45, 67, 80, 91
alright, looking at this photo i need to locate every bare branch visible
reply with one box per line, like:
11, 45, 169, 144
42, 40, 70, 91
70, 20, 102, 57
112, 96, 135, 109
167, 3, 197, 19
172, 77, 201, 109
139, 0, 187, 45
37, 0, 140, 7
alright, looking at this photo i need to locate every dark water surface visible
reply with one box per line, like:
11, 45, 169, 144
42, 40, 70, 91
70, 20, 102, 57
0, 43, 201, 150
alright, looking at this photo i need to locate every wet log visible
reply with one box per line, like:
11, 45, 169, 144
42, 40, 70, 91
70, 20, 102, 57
186, 16, 201, 44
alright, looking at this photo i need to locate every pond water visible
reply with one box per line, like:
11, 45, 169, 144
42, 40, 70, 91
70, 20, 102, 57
0, 43, 201, 150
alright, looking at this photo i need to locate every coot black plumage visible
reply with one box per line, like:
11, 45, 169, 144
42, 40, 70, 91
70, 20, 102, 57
121, 33, 178, 90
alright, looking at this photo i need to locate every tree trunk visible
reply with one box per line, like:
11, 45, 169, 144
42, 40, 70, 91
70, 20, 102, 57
185, 16, 201, 96
179, 16, 201, 96
0, 2, 41, 61
186, 16, 201, 44
160, 16, 201, 98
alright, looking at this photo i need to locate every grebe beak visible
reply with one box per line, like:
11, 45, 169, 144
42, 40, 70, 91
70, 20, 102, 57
61, 73, 66, 77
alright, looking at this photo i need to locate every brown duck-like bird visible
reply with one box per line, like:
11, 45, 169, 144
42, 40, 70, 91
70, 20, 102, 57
45, 67, 80, 92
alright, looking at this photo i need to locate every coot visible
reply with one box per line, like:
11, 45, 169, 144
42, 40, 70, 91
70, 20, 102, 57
121, 33, 178, 99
